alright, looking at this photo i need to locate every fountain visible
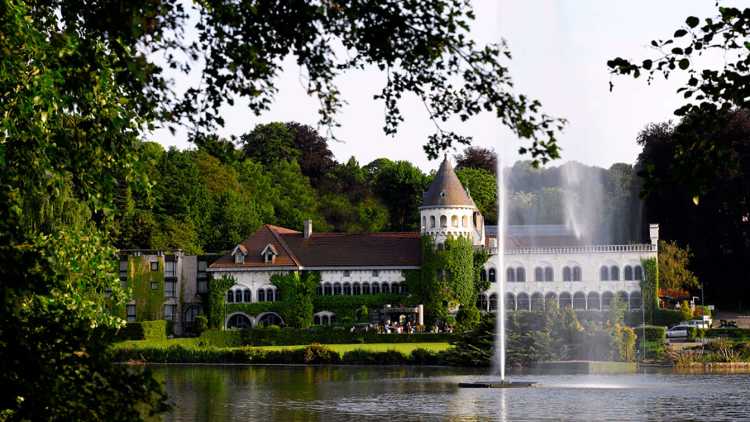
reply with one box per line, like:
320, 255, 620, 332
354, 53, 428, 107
458, 156, 535, 389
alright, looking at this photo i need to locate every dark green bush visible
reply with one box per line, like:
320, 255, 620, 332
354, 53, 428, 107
199, 329, 243, 347
199, 327, 454, 347
652, 309, 683, 327
687, 327, 706, 341
705, 328, 750, 339
116, 320, 168, 341
409, 348, 443, 365
341, 349, 407, 364
635, 325, 666, 342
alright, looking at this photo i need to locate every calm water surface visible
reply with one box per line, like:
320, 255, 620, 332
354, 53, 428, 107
154, 365, 750, 421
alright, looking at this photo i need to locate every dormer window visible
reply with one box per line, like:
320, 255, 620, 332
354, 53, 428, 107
260, 243, 278, 264
231, 244, 248, 265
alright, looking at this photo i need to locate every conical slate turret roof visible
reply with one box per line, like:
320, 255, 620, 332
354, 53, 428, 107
422, 156, 476, 208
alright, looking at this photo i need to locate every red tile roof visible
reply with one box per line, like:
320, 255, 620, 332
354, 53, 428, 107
209, 225, 421, 270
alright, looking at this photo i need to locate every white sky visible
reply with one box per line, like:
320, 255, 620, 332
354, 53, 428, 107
151, 1, 739, 174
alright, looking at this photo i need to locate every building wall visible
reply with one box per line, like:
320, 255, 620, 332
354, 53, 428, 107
420, 206, 483, 246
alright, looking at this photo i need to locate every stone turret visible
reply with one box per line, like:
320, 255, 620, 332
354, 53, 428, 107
419, 155, 484, 246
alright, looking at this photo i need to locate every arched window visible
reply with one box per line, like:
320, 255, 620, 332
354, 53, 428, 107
267, 288, 275, 302
559, 292, 572, 308
531, 292, 545, 312
505, 293, 516, 311
227, 313, 252, 329
430, 216, 436, 228
489, 268, 496, 283
563, 266, 572, 281
506, 267, 515, 282
544, 267, 554, 282
243, 289, 252, 303
517, 293, 530, 311
462, 215, 468, 227
322, 315, 329, 325
234, 290, 242, 303
477, 294, 488, 310
634, 266, 643, 280
372, 282, 380, 294
324, 283, 332, 295
362, 282, 370, 294
630, 291, 642, 310
382, 283, 390, 294
617, 291, 629, 305
545, 292, 558, 308
353, 283, 361, 295
333, 283, 342, 295
602, 292, 614, 310
587, 292, 601, 310
534, 267, 544, 282
489, 293, 498, 311
227, 290, 234, 303
573, 266, 582, 281
516, 267, 526, 282
343, 282, 352, 295
610, 266, 620, 281
451, 215, 459, 227
624, 265, 633, 281
573, 292, 587, 310
480, 269, 487, 282
440, 215, 448, 228
399, 283, 407, 294
600, 266, 609, 281
316, 285, 323, 296
257, 289, 265, 302
314, 315, 321, 325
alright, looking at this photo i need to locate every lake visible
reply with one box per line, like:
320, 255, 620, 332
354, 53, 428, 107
155, 365, 750, 421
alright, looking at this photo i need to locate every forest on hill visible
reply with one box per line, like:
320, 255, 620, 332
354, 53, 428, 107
116, 121, 643, 254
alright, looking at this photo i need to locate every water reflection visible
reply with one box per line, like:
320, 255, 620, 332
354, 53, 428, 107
156, 365, 750, 421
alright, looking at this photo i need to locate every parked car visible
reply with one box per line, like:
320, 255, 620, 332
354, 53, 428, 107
667, 325, 690, 338
681, 319, 711, 329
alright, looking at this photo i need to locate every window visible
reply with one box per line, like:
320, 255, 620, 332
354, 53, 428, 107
563, 266, 572, 282
227, 290, 234, 303
150, 261, 158, 272
544, 267, 553, 282
451, 215, 459, 227
372, 282, 380, 294
516, 267, 526, 282
610, 266, 620, 281
624, 265, 633, 281
440, 215, 447, 228
477, 294, 488, 310
234, 290, 242, 303
257, 289, 266, 302
119, 259, 128, 280
165, 280, 176, 297
243, 289, 251, 302
534, 267, 543, 282
430, 216, 436, 228
634, 265, 643, 280
602, 292, 614, 310
363, 282, 370, 294
164, 304, 176, 321
324, 283, 332, 295
126, 304, 136, 322
489, 294, 498, 311
372, 270, 379, 277
422, 216, 426, 228
151, 281, 159, 290
488, 268, 496, 283
198, 261, 207, 272
267, 288, 275, 302
573, 292, 586, 310
353, 283, 361, 295
506, 267, 515, 283
462, 215, 468, 227
382, 283, 390, 294
343, 270, 351, 277
333, 283, 342, 295
165, 260, 176, 277
573, 266, 582, 281
480, 269, 487, 282
316, 285, 323, 296
600, 266, 609, 281
198, 278, 208, 294
234, 254, 244, 264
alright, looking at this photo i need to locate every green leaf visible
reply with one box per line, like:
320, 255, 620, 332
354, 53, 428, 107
678, 58, 690, 70
674, 29, 688, 37
642, 59, 653, 70
686, 16, 699, 28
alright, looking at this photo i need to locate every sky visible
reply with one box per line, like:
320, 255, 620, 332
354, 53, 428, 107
151, 1, 739, 174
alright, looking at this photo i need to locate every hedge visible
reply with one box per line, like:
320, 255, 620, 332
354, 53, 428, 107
652, 309, 683, 327
705, 328, 750, 339
199, 327, 455, 347
110, 344, 444, 365
117, 320, 170, 341
634, 325, 666, 342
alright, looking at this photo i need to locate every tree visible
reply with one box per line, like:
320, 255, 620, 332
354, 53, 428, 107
659, 241, 700, 291
271, 272, 319, 329
455, 146, 497, 174
286, 122, 335, 186
240, 122, 299, 167
456, 167, 497, 224
370, 160, 428, 231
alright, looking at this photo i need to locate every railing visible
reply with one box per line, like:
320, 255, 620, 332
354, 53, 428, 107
489, 244, 657, 255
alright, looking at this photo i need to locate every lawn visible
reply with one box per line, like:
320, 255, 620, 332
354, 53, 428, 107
112, 338, 452, 356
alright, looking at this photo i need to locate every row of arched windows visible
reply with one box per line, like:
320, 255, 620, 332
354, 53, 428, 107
313, 313, 336, 326
480, 264, 644, 283
423, 215, 471, 229
226, 288, 278, 303
477, 291, 642, 311
600, 265, 643, 281
316, 282, 406, 296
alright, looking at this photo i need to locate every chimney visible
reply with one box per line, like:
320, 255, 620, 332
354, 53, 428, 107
649, 223, 659, 248
304, 219, 313, 239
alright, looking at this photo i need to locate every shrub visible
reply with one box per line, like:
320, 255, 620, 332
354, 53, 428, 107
705, 328, 750, 339
653, 309, 683, 327
194, 314, 208, 335
116, 320, 168, 341
199, 329, 243, 347
455, 305, 481, 332
409, 348, 442, 365
636, 325, 666, 342
341, 349, 407, 364
687, 327, 706, 341
303, 344, 341, 364
199, 327, 454, 347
